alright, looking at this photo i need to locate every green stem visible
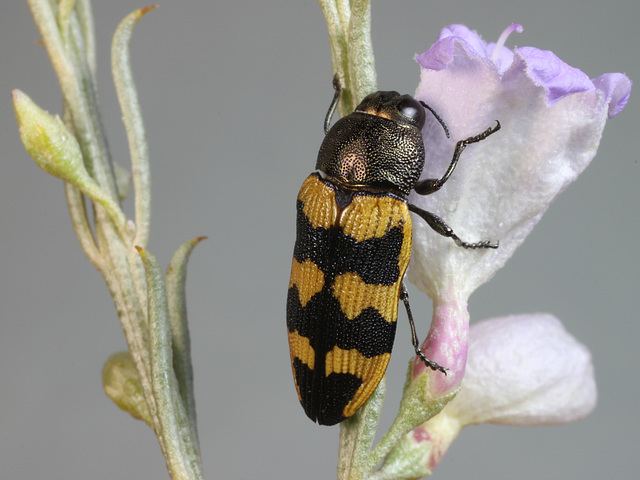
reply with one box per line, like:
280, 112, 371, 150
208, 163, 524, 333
319, 2, 382, 478
21, 3, 204, 479
64, 181, 104, 271
318, 0, 376, 117
347, 0, 376, 104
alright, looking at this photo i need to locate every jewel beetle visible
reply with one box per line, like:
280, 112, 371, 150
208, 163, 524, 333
287, 76, 500, 425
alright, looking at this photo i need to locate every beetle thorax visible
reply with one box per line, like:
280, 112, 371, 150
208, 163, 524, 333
316, 113, 425, 197
336, 138, 368, 183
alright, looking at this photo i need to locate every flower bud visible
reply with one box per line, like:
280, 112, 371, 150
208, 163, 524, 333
13, 90, 126, 231
102, 351, 151, 426
13, 89, 88, 183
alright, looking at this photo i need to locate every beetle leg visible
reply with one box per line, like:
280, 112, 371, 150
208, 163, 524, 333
400, 283, 447, 375
408, 204, 499, 249
324, 74, 342, 135
414, 121, 501, 196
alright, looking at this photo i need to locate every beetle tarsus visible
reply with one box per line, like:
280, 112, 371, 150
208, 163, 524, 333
415, 348, 448, 375
408, 204, 498, 249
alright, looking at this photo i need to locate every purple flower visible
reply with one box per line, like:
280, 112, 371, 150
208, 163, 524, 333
406, 24, 631, 397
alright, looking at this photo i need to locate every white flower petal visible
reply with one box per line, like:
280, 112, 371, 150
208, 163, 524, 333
446, 314, 597, 426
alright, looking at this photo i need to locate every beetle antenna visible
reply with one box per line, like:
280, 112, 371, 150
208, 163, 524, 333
419, 100, 450, 139
324, 74, 342, 135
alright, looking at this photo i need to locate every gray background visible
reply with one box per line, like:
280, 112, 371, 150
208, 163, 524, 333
1, 1, 638, 478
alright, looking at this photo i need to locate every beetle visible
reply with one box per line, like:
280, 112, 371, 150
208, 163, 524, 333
287, 76, 500, 425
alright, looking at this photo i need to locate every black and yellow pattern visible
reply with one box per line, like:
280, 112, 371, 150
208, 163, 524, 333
287, 82, 500, 425
287, 173, 412, 425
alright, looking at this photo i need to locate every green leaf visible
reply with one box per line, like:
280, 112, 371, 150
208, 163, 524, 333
137, 246, 204, 480
112, 6, 157, 248
102, 351, 152, 427
367, 362, 457, 474
338, 377, 385, 480
166, 237, 207, 436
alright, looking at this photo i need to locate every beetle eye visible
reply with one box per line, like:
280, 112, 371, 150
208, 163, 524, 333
397, 97, 425, 128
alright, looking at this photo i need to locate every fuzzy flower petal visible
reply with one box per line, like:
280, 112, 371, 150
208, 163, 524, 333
391, 314, 596, 474
408, 25, 632, 301
447, 313, 597, 425
407, 24, 629, 398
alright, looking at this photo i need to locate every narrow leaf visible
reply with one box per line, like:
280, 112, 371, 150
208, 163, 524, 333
75, 0, 97, 76
137, 246, 204, 480
112, 6, 157, 248
166, 237, 207, 437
